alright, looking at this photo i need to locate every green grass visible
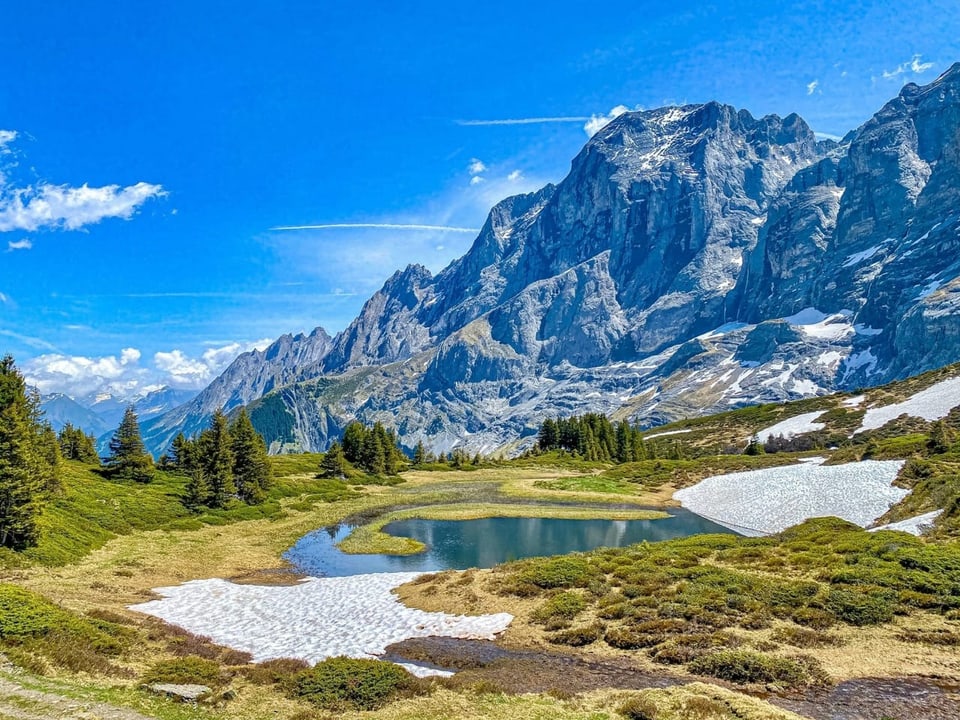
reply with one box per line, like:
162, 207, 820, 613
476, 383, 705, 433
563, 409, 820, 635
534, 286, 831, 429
534, 475, 636, 494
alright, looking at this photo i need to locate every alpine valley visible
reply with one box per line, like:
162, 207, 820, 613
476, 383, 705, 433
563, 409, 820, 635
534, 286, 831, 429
142, 64, 960, 458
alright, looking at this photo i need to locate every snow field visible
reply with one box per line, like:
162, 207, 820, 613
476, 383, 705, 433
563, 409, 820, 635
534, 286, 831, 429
869, 510, 942, 536
130, 572, 513, 677
673, 459, 907, 536
856, 376, 960, 434
754, 411, 826, 441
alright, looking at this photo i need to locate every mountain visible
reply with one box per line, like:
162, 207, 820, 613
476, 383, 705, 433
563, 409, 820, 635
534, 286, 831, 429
143, 63, 960, 457
142, 328, 333, 455
39, 394, 111, 437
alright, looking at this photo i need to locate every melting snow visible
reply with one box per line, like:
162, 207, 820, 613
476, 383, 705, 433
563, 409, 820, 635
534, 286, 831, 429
784, 307, 854, 340
131, 573, 513, 677
673, 460, 907, 536
645, 428, 693, 440
842, 245, 882, 268
791, 378, 821, 395
843, 349, 878, 376
919, 280, 942, 299
755, 411, 826, 441
869, 510, 942, 536
855, 376, 960, 434
842, 394, 866, 408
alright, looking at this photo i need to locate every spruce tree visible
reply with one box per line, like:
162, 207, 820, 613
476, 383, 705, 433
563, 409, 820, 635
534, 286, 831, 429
412, 440, 426, 467
230, 409, 271, 504
199, 409, 235, 508
361, 431, 386, 475
342, 422, 366, 465
184, 466, 211, 510
0, 356, 54, 550
106, 406, 155, 482
320, 440, 347, 478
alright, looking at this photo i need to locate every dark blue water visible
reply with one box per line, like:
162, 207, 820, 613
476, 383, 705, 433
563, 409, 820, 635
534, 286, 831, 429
284, 509, 734, 577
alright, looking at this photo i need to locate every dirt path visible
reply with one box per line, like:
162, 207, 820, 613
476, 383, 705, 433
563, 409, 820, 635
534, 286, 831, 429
0, 675, 156, 720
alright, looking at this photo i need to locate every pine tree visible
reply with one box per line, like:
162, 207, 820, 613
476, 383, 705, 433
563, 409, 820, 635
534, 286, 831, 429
199, 409, 235, 508
106, 406, 155, 482
342, 422, 366, 465
170, 433, 192, 470
538, 418, 559, 451
230, 409, 271, 504
361, 431, 386, 475
413, 440, 426, 467
0, 356, 55, 550
184, 466, 211, 510
320, 440, 347, 478
58, 423, 100, 464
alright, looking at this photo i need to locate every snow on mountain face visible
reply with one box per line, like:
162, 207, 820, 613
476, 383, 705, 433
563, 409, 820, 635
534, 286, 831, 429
142, 64, 960, 457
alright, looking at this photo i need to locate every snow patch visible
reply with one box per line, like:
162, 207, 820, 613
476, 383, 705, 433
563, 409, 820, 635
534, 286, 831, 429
791, 378, 821, 395
842, 394, 865, 408
755, 411, 826, 442
919, 280, 941, 298
783, 307, 854, 340
842, 245, 881, 268
869, 510, 942, 536
673, 460, 907, 536
130, 573, 513, 677
855, 376, 960, 434
644, 428, 693, 440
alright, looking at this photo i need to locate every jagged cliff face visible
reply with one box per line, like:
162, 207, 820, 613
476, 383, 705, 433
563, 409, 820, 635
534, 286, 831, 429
143, 64, 960, 457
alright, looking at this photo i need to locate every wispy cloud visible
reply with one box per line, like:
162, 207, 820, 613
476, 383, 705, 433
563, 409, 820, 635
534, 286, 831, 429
457, 116, 591, 126
0, 328, 59, 352
270, 223, 479, 233
7, 238, 31, 251
807, 79, 819, 95
883, 54, 935, 79
468, 158, 487, 175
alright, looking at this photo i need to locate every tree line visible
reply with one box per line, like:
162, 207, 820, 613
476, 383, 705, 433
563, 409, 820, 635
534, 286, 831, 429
536, 413, 652, 462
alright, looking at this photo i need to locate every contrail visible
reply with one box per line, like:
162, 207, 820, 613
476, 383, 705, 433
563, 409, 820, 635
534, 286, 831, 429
457, 116, 591, 126
271, 223, 479, 233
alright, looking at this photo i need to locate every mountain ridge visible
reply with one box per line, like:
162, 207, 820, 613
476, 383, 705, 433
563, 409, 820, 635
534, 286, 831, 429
143, 63, 960, 457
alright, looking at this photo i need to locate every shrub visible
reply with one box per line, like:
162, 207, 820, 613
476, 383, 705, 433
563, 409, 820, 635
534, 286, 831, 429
771, 626, 841, 648
241, 657, 311, 685
547, 623, 603, 647
142, 656, 227, 688
516, 556, 599, 589
825, 588, 895, 626
532, 591, 587, 623
290, 657, 425, 711
618, 695, 659, 720
689, 650, 814, 687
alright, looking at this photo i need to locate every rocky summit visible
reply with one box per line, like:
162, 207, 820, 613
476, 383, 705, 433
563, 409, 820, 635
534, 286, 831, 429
143, 63, 960, 457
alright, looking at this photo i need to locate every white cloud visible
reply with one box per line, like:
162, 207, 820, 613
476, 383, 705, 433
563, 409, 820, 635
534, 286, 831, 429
0, 181, 166, 232
507, 169, 523, 182
0, 130, 16, 152
583, 105, 633, 137
0, 292, 11, 305
883, 54, 935, 80
468, 158, 487, 175
7, 238, 31, 251
469, 175, 485, 186
807, 79, 819, 95
120, 347, 141, 365
23, 340, 271, 399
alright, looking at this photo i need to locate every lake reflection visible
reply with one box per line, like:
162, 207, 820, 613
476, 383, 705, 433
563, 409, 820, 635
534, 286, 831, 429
285, 509, 734, 578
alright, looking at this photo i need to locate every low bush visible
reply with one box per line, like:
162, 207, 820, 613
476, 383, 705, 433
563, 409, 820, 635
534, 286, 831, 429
824, 587, 895, 626
290, 657, 426, 711
688, 650, 816, 688
241, 657, 311, 685
516, 556, 599, 589
531, 591, 586, 624
618, 695, 659, 720
771, 626, 841, 648
142, 656, 227, 688
547, 623, 604, 647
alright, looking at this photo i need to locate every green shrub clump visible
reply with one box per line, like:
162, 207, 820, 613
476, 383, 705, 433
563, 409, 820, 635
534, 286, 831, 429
142, 656, 227, 688
688, 650, 818, 688
532, 591, 587, 623
517, 556, 599, 589
290, 656, 425, 711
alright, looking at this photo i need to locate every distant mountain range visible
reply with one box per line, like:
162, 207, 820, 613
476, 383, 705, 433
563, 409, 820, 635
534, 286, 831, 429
40, 387, 197, 441
142, 63, 960, 457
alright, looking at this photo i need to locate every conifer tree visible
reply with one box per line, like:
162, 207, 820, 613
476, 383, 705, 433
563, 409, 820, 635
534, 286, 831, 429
413, 440, 426, 466
199, 409, 235, 508
0, 356, 56, 550
342, 422, 366, 465
170, 432, 192, 470
184, 466, 211, 510
361, 430, 386, 475
320, 440, 347, 478
230, 409, 271, 504
106, 406, 155, 482
58, 423, 100, 464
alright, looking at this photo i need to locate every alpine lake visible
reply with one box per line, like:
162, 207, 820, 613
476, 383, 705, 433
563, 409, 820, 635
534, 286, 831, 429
285, 508, 734, 577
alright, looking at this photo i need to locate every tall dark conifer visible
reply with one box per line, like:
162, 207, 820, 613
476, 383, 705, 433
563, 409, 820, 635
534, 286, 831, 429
230, 409, 271, 504
200, 409, 235, 508
106, 406, 155, 482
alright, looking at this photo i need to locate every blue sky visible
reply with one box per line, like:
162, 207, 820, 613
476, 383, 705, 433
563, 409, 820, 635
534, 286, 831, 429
2, 1, 959, 399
